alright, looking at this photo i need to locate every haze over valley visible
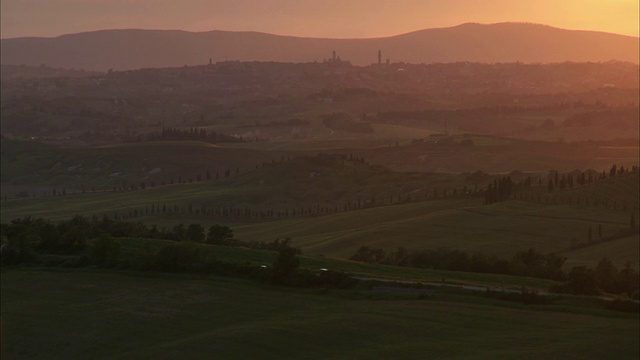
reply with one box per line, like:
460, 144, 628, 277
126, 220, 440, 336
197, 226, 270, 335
1, 8, 639, 359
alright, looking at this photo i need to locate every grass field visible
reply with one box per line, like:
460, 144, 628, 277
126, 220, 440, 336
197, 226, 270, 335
563, 235, 640, 269
2, 268, 638, 360
0, 153, 479, 221
235, 199, 634, 260
2, 189, 635, 269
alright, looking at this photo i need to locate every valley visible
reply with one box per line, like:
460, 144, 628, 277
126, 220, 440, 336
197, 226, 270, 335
1, 51, 638, 359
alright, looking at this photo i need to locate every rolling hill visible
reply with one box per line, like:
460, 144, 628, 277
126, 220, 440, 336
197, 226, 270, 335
2, 145, 636, 268
1, 22, 638, 71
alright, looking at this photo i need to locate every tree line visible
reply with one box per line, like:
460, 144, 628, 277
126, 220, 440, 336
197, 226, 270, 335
484, 176, 514, 205
0, 216, 355, 289
351, 246, 566, 280
546, 164, 636, 193
551, 258, 639, 298
87, 183, 482, 223
0, 215, 304, 257
144, 126, 243, 144
350, 246, 638, 299
486, 165, 639, 219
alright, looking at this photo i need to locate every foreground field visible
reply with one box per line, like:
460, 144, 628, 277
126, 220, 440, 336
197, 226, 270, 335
2, 268, 638, 360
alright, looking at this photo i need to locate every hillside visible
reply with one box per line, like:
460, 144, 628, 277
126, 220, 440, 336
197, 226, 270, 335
3, 155, 636, 268
3, 135, 638, 200
2, 23, 638, 71
0, 140, 290, 196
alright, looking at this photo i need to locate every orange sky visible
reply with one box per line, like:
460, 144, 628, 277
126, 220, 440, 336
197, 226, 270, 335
1, 0, 638, 39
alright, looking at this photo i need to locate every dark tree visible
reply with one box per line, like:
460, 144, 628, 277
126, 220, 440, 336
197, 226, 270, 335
564, 266, 598, 295
172, 224, 186, 241
272, 244, 300, 282
206, 224, 234, 244
598, 224, 602, 240
594, 258, 618, 293
186, 223, 205, 242
89, 233, 121, 268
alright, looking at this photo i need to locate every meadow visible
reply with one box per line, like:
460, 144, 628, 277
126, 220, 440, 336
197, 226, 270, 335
2, 267, 638, 360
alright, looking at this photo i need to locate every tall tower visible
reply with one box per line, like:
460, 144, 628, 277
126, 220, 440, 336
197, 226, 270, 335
378, 50, 382, 65
332, 50, 336, 62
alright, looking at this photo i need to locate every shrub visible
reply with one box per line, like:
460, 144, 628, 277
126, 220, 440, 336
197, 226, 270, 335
1, 235, 34, 266
89, 234, 121, 268
151, 242, 204, 272
272, 246, 300, 283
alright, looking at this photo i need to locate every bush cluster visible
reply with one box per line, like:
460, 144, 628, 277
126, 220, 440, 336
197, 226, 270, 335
1, 216, 356, 291
351, 246, 566, 281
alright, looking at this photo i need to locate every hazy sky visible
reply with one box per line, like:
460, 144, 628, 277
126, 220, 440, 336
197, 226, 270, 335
1, 0, 638, 39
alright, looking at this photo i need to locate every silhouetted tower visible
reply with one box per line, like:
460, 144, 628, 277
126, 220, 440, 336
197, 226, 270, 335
378, 50, 382, 65
332, 50, 336, 62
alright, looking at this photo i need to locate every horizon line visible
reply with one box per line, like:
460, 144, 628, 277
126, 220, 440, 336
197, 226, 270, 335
2, 21, 638, 41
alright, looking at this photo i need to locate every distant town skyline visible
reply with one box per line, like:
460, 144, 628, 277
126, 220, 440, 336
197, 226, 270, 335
1, 0, 638, 39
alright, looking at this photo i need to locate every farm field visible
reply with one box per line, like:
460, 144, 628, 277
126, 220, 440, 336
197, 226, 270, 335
562, 235, 640, 269
3, 189, 634, 263
236, 200, 634, 261
2, 268, 638, 360
2, 169, 637, 269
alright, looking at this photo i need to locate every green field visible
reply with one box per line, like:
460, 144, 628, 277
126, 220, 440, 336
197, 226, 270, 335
2, 170, 636, 269
2, 268, 638, 360
3, 189, 634, 266
236, 199, 634, 261
563, 235, 640, 269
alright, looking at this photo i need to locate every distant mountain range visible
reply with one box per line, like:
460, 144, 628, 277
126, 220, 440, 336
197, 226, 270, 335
1, 23, 638, 71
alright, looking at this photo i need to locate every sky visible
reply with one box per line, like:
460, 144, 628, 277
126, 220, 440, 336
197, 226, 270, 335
1, 0, 638, 39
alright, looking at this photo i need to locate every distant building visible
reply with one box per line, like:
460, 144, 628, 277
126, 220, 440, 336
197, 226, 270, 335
325, 50, 347, 65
